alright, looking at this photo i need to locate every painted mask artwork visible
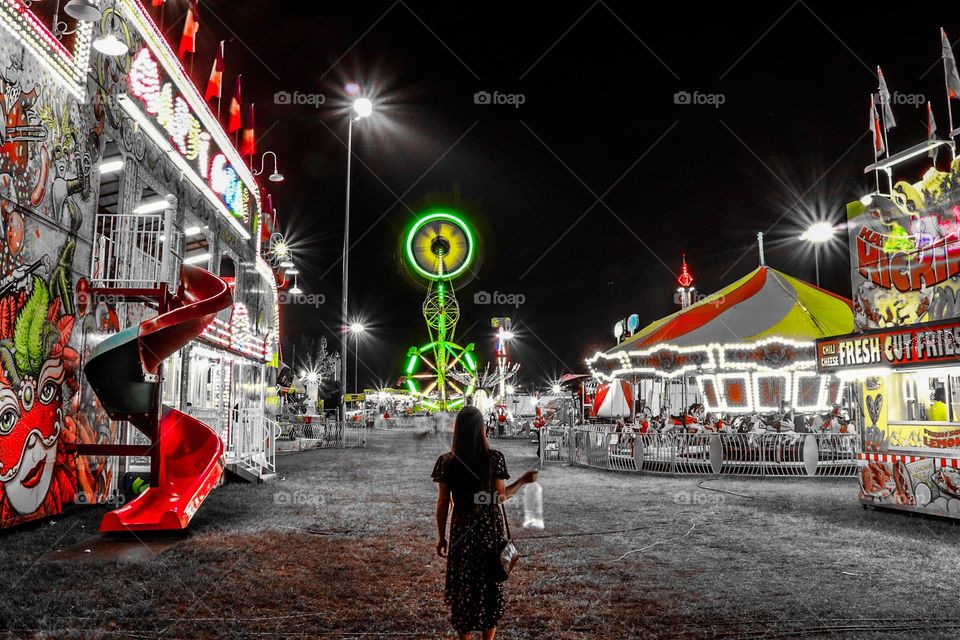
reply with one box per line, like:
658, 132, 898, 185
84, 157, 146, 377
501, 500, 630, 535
0, 273, 79, 525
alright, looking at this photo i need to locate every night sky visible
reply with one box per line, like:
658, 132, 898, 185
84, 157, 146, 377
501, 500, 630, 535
166, 1, 957, 389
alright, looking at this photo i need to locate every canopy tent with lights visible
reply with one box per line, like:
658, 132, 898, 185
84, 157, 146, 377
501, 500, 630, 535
616, 266, 853, 351
587, 266, 854, 416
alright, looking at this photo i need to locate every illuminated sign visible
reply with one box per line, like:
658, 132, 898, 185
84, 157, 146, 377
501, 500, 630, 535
816, 319, 960, 373
855, 226, 960, 292
200, 303, 269, 362
0, 0, 92, 99
128, 47, 250, 224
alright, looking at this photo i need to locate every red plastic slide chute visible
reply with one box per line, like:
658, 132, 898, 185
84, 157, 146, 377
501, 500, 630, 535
83, 266, 232, 532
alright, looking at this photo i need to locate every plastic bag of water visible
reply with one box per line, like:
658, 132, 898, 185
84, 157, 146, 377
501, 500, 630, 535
522, 481, 543, 529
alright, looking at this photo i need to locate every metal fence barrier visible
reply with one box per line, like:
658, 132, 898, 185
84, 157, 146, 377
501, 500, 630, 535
540, 426, 569, 465
276, 420, 367, 451
564, 425, 858, 477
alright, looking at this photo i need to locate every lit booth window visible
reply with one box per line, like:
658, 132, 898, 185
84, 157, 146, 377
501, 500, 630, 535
698, 375, 720, 412
793, 371, 829, 412
753, 372, 791, 412
717, 374, 753, 413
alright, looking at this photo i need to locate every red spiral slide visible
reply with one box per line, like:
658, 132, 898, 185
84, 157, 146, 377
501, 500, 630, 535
83, 266, 233, 532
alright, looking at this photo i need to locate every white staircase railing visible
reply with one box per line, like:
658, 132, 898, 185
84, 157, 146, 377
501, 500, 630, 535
184, 406, 226, 448
91, 210, 178, 288
228, 408, 275, 479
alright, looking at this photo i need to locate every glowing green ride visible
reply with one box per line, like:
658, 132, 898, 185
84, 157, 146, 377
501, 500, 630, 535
401, 211, 478, 411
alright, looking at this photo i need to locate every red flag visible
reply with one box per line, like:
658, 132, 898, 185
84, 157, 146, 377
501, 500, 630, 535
228, 75, 242, 133
205, 40, 224, 101
240, 103, 256, 157
177, 0, 200, 60
870, 94, 885, 156
943, 28, 960, 100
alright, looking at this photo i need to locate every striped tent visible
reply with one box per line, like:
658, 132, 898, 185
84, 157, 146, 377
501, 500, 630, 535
612, 266, 853, 352
590, 378, 633, 418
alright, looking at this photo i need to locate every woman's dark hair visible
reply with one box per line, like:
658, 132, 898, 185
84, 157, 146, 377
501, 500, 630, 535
450, 406, 490, 488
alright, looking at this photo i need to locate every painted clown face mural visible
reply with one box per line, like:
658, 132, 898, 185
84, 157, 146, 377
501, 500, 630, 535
0, 274, 78, 524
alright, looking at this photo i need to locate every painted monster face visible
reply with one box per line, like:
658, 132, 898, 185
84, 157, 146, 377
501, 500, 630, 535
0, 357, 64, 515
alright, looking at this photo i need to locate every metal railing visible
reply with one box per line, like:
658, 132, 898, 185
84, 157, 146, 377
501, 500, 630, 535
276, 420, 368, 451
91, 210, 177, 288
228, 408, 276, 478
539, 426, 569, 465
184, 406, 225, 445
566, 425, 858, 477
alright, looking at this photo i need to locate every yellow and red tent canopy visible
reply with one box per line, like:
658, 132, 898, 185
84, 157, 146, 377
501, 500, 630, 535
611, 266, 853, 354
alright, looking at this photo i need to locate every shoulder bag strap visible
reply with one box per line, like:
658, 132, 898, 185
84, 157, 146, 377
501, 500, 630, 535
500, 501, 512, 542
489, 452, 512, 542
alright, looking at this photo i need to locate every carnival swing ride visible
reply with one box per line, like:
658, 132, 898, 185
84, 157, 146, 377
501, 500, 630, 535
400, 212, 479, 411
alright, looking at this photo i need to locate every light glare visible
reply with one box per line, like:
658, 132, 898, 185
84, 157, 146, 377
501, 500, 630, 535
800, 221, 836, 244
353, 98, 373, 118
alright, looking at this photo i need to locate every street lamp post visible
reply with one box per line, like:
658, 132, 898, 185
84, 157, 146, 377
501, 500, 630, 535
350, 322, 366, 392
341, 97, 373, 418
800, 221, 836, 287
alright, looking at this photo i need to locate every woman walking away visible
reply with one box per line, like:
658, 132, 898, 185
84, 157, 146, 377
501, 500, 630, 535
433, 406, 537, 639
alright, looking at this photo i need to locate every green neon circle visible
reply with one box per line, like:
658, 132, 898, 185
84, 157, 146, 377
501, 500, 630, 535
405, 212, 475, 280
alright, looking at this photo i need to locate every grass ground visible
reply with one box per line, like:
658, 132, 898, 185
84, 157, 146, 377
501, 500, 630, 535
2, 428, 960, 639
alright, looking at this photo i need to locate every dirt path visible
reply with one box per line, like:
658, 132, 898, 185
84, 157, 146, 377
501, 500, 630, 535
1, 429, 959, 639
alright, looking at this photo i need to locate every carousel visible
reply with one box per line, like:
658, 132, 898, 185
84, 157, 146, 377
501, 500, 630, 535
579, 258, 858, 476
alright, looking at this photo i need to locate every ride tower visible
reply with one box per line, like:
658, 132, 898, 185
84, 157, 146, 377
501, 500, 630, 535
401, 212, 478, 411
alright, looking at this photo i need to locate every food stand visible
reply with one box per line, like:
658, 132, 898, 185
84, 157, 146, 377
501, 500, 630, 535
817, 159, 960, 516
817, 321, 960, 514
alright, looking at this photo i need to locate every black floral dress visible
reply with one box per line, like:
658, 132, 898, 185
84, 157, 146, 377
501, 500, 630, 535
432, 450, 510, 633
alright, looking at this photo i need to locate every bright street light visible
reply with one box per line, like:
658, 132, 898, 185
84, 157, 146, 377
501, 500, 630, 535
350, 322, 366, 334
501, 330, 515, 340
342, 90, 375, 418
800, 221, 836, 244
800, 221, 837, 287
353, 98, 373, 119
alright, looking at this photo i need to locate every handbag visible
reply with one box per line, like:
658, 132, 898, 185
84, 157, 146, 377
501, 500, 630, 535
492, 501, 519, 582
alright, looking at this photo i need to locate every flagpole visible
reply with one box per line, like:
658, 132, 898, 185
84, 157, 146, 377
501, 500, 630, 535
945, 28, 957, 160
873, 144, 881, 195
216, 42, 223, 121
877, 90, 894, 193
